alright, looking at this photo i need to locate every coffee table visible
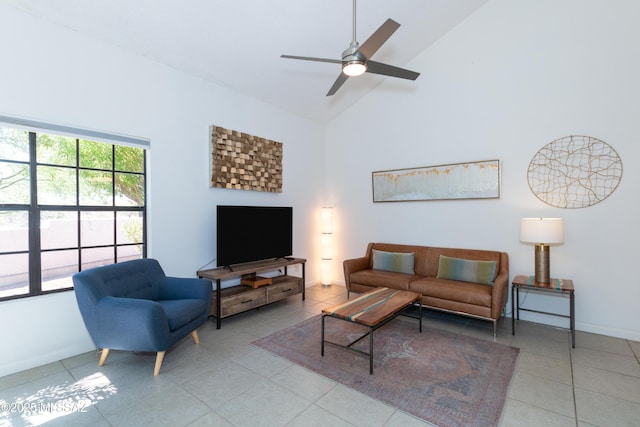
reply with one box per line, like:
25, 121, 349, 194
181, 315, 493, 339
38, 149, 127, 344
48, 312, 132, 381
321, 287, 422, 374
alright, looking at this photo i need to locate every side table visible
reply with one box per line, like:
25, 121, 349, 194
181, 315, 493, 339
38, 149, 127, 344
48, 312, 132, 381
511, 274, 575, 348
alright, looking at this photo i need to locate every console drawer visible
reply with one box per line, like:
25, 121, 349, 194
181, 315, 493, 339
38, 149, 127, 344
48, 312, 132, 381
267, 277, 302, 302
212, 286, 267, 317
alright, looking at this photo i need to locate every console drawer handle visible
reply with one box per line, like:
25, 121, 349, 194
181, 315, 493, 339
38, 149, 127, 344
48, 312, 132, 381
241, 299, 253, 304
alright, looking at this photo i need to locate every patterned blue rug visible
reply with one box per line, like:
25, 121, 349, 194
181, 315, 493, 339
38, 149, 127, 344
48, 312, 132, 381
252, 314, 518, 427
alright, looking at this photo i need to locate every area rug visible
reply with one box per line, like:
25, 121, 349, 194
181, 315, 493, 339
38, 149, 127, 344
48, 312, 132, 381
252, 314, 518, 427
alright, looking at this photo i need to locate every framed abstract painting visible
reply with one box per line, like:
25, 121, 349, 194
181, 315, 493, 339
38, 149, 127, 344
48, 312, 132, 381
372, 160, 501, 202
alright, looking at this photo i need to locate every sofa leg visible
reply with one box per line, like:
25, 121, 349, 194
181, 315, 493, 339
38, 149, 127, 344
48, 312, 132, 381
191, 330, 200, 344
493, 321, 497, 340
154, 351, 166, 376
98, 348, 110, 367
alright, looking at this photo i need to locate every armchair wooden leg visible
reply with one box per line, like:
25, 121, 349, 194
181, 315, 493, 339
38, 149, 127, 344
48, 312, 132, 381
98, 348, 110, 367
153, 351, 166, 376
191, 330, 200, 344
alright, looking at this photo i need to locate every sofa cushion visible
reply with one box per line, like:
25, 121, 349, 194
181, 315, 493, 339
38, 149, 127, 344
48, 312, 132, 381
372, 249, 415, 274
409, 277, 492, 308
157, 299, 207, 331
350, 269, 419, 291
369, 243, 430, 276
436, 255, 497, 285
423, 247, 502, 277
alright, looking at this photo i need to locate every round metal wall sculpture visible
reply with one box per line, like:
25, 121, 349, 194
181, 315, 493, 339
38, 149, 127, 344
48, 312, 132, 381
527, 135, 622, 209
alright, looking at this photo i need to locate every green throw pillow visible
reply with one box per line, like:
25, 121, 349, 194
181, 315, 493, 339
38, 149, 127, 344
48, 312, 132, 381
372, 249, 415, 274
436, 255, 497, 285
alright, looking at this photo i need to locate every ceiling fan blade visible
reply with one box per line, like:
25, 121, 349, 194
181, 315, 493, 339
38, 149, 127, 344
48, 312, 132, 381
357, 18, 400, 59
326, 73, 349, 96
366, 60, 420, 80
281, 54, 342, 64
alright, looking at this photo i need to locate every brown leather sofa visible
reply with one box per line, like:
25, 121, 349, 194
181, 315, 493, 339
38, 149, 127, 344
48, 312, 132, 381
343, 242, 509, 337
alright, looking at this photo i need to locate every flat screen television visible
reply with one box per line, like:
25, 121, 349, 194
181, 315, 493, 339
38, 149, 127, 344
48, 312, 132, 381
216, 205, 293, 267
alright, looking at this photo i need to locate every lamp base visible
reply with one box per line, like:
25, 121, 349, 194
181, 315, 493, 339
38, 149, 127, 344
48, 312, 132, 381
534, 244, 551, 283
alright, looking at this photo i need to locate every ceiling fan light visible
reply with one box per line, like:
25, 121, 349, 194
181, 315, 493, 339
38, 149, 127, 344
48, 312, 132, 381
343, 60, 367, 76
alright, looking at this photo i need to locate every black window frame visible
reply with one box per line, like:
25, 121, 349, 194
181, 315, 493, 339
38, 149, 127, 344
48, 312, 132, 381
0, 125, 147, 302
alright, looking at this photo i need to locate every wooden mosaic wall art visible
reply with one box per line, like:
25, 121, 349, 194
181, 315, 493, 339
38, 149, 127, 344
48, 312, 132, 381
210, 125, 283, 192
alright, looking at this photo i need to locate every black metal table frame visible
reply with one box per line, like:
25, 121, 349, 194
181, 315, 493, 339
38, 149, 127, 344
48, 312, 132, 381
511, 284, 575, 348
321, 303, 422, 374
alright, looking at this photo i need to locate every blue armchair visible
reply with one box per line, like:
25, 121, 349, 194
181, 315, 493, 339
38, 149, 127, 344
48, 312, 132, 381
73, 258, 212, 375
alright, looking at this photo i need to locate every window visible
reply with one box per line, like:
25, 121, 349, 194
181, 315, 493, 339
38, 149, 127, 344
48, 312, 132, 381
0, 123, 147, 301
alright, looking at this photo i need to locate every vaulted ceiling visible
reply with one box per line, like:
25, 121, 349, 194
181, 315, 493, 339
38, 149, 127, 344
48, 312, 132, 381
5, 0, 488, 123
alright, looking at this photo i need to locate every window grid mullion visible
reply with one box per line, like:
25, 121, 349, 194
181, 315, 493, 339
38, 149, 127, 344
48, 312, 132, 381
112, 145, 117, 262
28, 132, 41, 295
76, 138, 82, 272
142, 150, 148, 259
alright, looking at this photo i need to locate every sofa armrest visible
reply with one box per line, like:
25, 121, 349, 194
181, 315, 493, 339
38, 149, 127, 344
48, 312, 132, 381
157, 277, 212, 302
343, 256, 370, 290
490, 253, 510, 320
95, 296, 171, 351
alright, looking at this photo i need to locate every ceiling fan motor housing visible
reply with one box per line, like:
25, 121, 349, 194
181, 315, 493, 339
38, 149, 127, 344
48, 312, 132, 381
342, 41, 365, 62
342, 41, 367, 75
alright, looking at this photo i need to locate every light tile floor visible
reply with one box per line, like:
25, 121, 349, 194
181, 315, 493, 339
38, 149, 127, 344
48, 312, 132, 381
1, 284, 639, 426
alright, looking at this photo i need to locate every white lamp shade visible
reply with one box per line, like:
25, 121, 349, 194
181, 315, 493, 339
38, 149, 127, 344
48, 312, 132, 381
321, 233, 333, 260
321, 259, 332, 285
321, 207, 333, 234
520, 218, 564, 244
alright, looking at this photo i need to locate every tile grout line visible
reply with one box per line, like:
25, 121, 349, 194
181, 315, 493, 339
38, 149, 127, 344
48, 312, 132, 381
569, 336, 579, 427
63, 353, 114, 426
627, 339, 640, 366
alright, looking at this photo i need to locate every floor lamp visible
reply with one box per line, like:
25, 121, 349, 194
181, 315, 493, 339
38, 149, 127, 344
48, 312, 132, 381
520, 218, 564, 283
321, 207, 333, 287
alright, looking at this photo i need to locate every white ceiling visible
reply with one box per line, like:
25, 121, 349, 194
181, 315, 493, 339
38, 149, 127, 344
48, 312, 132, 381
4, 0, 488, 123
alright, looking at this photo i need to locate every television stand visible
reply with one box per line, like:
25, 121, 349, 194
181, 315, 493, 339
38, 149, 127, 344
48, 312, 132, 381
197, 257, 306, 329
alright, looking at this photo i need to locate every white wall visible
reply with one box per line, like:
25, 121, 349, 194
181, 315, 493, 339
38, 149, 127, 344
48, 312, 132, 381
0, 5, 324, 377
326, 0, 640, 340
2, 0, 639, 378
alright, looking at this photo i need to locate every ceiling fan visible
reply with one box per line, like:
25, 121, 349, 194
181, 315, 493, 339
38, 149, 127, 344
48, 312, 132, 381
281, 0, 420, 96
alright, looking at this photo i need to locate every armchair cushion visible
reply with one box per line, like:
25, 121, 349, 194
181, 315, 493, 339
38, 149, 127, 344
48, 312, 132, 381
157, 299, 207, 331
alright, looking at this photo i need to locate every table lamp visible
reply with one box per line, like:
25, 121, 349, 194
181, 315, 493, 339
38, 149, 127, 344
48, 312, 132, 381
520, 218, 564, 283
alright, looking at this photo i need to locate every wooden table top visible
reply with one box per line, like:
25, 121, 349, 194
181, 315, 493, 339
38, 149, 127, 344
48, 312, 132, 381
512, 274, 574, 292
322, 287, 421, 327
197, 257, 306, 280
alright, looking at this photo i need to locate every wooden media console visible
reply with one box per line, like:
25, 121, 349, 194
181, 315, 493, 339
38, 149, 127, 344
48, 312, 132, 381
197, 257, 306, 329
